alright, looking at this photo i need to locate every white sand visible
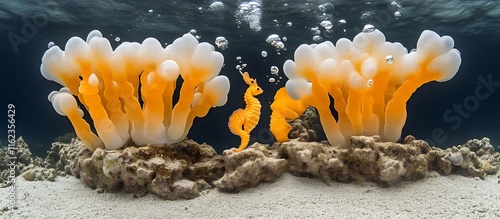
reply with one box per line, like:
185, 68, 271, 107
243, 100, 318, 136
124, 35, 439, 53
1, 173, 499, 219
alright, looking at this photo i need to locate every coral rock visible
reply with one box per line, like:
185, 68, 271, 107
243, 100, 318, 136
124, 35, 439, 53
43, 138, 88, 175
214, 143, 288, 192
72, 139, 224, 200
288, 107, 319, 142
278, 136, 470, 186
0, 137, 42, 188
20, 167, 57, 182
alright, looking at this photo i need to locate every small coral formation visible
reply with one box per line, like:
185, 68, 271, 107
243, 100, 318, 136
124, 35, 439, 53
228, 71, 263, 152
214, 143, 287, 192
0, 137, 45, 187
270, 28, 462, 147
443, 137, 499, 179
71, 139, 224, 200
41, 30, 230, 150
42, 137, 87, 176
287, 106, 319, 142
20, 168, 57, 182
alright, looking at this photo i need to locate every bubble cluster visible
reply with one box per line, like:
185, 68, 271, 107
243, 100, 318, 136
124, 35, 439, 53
270, 66, 279, 75
215, 36, 229, 50
236, 1, 262, 32
261, 51, 268, 57
266, 34, 286, 54
209, 1, 225, 12
235, 56, 247, 71
47, 41, 55, 49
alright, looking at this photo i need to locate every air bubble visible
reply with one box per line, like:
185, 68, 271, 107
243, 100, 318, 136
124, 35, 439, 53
189, 29, 197, 35
282, 37, 287, 42
261, 51, 268, 57
313, 35, 323, 42
360, 12, 373, 22
269, 78, 276, 83
318, 3, 335, 14
47, 41, 55, 48
338, 19, 346, 24
362, 24, 375, 33
324, 29, 333, 38
367, 79, 374, 87
394, 11, 401, 18
310, 27, 320, 35
236, 56, 242, 61
215, 36, 229, 50
236, 65, 242, 70
386, 55, 394, 64
320, 20, 333, 30
287, 22, 293, 27
271, 66, 279, 75
209, 1, 225, 12
148, 9, 153, 13
115, 37, 120, 42
242, 63, 247, 68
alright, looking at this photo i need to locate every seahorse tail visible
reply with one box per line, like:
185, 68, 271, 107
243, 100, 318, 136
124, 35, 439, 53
270, 111, 292, 142
234, 131, 250, 152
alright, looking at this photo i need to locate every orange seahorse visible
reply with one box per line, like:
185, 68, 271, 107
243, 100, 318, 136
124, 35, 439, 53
228, 71, 263, 152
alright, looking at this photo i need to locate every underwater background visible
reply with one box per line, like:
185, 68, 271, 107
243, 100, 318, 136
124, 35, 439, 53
0, 0, 499, 156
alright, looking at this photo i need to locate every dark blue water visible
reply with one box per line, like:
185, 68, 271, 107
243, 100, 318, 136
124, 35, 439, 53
1, 0, 499, 156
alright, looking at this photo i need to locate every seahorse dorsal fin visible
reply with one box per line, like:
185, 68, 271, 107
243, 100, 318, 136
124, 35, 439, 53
240, 71, 252, 85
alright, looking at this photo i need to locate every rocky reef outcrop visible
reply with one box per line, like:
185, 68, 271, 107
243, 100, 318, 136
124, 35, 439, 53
214, 144, 287, 192
2, 135, 498, 199
0, 137, 53, 187
214, 135, 500, 190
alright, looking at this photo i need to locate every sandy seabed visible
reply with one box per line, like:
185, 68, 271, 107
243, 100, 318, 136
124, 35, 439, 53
0, 173, 499, 219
